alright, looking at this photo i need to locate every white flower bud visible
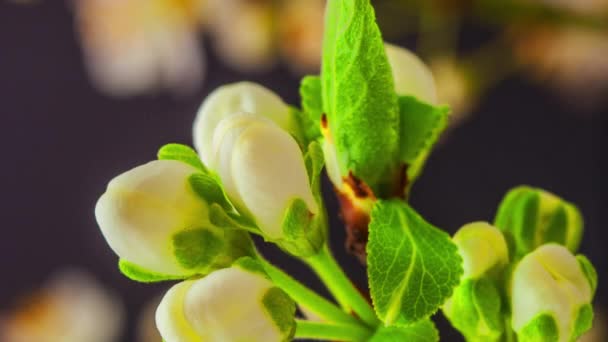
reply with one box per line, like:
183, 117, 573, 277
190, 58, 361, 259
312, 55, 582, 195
453, 222, 509, 279
443, 222, 509, 341
156, 265, 295, 342
193, 82, 294, 166
495, 186, 583, 259
511, 244, 594, 342
95, 160, 248, 276
385, 42, 438, 105
211, 113, 317, 240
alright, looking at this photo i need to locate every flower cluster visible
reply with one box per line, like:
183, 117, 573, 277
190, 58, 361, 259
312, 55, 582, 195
93, 0, 599, 341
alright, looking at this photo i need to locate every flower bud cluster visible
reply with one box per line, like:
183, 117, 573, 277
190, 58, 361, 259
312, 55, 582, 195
443, 188, 596, 342
94, 82, 324, 341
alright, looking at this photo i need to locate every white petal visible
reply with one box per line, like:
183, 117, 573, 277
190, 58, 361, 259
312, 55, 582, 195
385, 43, 438, 104
511, 244, 592, 341
453, 222, 509, 278
230, 119, 317, 239
193, 82, 291, 166
183, 267, 280, 342
156, 280, 200, 342
95, 160, 205, 274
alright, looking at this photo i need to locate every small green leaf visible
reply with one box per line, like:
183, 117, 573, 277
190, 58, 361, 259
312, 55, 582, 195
321, 0, 400, 196
262, 287, 297, 339
157, 143, 206, 171
297, 76, 323, 144
188, 173, 232, 211
368, 200, 463, 325
369, 319, 439, 342
398, 95, 449, 187
118, 259, 184, 283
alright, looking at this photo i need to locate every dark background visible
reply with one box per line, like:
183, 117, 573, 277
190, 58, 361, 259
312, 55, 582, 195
0, 1, 605, 341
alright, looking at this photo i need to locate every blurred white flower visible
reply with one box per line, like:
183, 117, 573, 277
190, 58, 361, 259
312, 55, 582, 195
277, 0, 325, 74
206, 0, 277, 72
72, 0, 206, 96
0, 270, 123, 342
513, 27, 608, 106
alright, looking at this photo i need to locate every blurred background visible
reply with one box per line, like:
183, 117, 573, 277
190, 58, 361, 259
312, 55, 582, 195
0, 0, 606, 341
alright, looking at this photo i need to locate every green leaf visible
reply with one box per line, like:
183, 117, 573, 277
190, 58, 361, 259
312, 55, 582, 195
188, 173, 232, 211
398, 95, 449, 188
157, 143, 206, 171
297, 76, 323, 144
368, 200, 463, 325
321, 0, 400, 196
118, 259, 185, 283
369, 319, 439, 342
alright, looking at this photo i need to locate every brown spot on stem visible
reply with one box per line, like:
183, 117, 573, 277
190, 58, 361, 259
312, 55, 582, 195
337, 190, 371, 264
320, 113, 328, 130
393, 163, 409, 199
344, 172, 375, 199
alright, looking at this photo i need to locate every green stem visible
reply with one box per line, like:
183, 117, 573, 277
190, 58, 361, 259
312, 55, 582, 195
305, 245, 380, 327
294, 320, 373, 342
257, 257, 361, 326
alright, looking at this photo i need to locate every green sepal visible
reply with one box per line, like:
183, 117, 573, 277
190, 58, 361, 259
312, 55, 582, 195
188, 173, 232, 211
118, 259, 185, 283
157, 143, 207, 172
369, 319, 439, 342
263, 287, 297, 341
571, 304, 594, 341
297, 75, 323, 145
398, 95, 449, 191
494, 186, 583, 260
173, 228, 224, 269
303, 141, 325, 196
172, 227, 254, 274
232, 256, 269, 279
321, 0, 400, 197
517, 313, 559, 342
272, 142, 327, 257
277, 198, 325, 257
208, 203, 261, 234
576, 255, 598, 296
367, 200, 463, 325
442, 278, 504, 342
